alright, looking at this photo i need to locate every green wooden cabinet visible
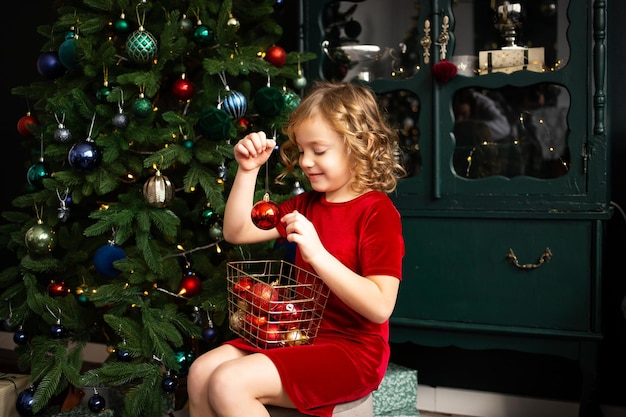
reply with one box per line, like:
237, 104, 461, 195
303, 0, 609, 414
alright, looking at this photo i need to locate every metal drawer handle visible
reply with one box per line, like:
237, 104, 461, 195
506, 247, 552, 270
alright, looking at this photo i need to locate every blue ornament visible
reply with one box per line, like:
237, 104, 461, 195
68, 141, 101, 171
50, 322, 66, 339
13, 328, 28, 345
93, 244, 126, 277
16, 386, 39, 416
202, 326, 218, 342
36, 51, 66, 79
88, 393, 106, 412
220, 90, 248, 120
161, 376, 179, 393
116, 349, 132, 362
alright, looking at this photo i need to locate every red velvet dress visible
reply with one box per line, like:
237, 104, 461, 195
225, 190, 404, 417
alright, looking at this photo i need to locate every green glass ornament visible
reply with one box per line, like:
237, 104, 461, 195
126, 29, 158, 63
96, 86, 113, 103
132, 96, 153, 118
27, 161, 51, 189
114, 17, 130, 34
58, 38, 79, 71
255, 86, 285, 117
197, 108, 232, 140
183, 139, 194, 149
192, 24, 214, 46
25, 222, 57, 254
200, 206, 219, 226
283, 90, 301, 112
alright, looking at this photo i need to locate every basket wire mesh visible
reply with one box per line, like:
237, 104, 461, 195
227, 260, 330, 349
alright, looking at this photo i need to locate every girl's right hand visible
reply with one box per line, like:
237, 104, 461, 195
234, 131, 277, 172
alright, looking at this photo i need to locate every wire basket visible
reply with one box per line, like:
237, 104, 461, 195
227, 260, 330, 349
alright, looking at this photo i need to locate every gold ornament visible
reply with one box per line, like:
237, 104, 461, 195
142, 169, 174, 207
283, 329, 308, 346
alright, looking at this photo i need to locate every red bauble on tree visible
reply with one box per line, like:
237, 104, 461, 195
17, 113, 39, 137
265, 45, 287, 67
172, 74, 195, 101
178, 272, 202, 297
48, 281, 70, 298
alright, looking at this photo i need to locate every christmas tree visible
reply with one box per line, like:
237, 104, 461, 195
0, 0, 312, 415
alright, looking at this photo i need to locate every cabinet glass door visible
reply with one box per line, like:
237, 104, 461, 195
303, 0, 604, 212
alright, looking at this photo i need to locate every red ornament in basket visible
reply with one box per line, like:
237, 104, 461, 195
227, 260, 330, 349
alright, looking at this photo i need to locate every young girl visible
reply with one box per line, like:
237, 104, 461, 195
187, 81, 406, 417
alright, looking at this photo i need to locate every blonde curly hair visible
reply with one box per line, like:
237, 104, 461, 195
278, 81, 406, 194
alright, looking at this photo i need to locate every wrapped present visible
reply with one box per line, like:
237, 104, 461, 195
372, 363, 418, 415
478, 47, 544, 75
0, 373, 31, 417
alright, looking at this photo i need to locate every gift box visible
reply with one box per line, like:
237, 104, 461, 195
372, 363, 418, 415
0, 373, 31, 417
478, 47, 544, 75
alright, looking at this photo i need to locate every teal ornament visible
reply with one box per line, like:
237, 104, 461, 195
183, 139, 194, 149
58, 38, 80, 71
255, 86, 285, 117
27, 161, 51, 189
174, 349, 195, 376
192, 24, 214, 46
114, 17, 131, 34
132, 96, 153, 118
283, 90, 301, 112
96, 86, 113, 103
25, 223, 57, 254
197, 108, 231, 140
220, 90, 247, 120
200, 206, 219, 226
126, 29, 158, 63
93, 243, 127, 277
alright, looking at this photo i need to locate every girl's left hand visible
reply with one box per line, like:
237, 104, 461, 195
281, 210, 324, 265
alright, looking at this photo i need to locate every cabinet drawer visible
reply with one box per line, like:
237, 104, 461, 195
394, 217, 594, 331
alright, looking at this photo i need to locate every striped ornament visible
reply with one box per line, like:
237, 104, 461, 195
220, 90, 248, 120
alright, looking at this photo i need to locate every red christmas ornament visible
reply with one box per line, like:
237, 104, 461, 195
172, 76, 195, 101
265, 45, 287, 67
251, 193, 280, 230
48, 281, 70, 298
432, 59, 457, 83
17, 113, 39, 137
178, 272, 202, 297
250, 280, 279, 314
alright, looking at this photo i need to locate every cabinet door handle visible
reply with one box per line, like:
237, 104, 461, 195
505, 247, 552, 269
420, 19, 432, 64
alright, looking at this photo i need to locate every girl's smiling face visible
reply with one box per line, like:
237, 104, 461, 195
295, 114, 356, 202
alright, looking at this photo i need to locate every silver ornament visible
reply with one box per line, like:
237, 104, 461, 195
112, 112, 130, 129
54, 127, 72, 143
